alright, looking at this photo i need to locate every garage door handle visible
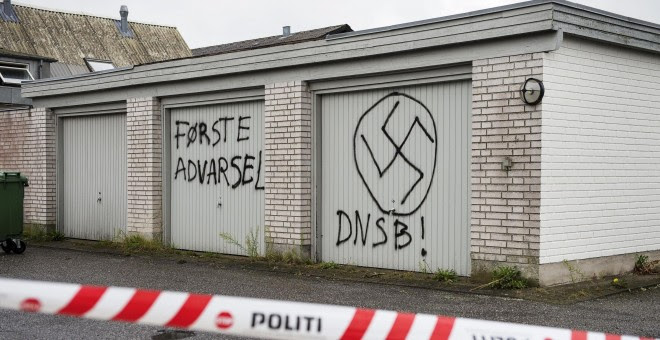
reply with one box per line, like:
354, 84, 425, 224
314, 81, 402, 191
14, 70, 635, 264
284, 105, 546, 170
217, 196, 222, 208
97, 192, 102, 203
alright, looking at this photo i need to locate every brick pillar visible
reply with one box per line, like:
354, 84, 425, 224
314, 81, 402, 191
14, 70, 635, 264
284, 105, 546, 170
470, 53, 543, 280
30, 108, 57, 229
0, 108, 56, 230
126, 98, 163, 240
264, 81, 312, 256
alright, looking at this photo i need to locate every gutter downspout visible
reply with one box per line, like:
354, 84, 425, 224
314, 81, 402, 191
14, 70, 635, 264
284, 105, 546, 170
553, 28, 564, 51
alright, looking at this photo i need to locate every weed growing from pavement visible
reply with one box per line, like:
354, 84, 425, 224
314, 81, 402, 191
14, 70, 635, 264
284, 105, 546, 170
94, 232, 167, 253
490, 266, 528, 289
120, 234, 164, 252
219, 227, 312, 265
265, 247, 312, 265
562, 259, 587, 283
433, 268, 457, 283
633, 254, 655, 275
245, 228, 260, 258
283, 249, 305, 263
318, 261, 339, 269
218, 233, 242, 250
219, 226, 261, 258
23, 228, 65, 242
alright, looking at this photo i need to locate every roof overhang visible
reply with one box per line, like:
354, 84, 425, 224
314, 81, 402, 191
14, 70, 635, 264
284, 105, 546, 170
0, 49, 57, 62
326, 0, 660, 41
21, 0, 660, 103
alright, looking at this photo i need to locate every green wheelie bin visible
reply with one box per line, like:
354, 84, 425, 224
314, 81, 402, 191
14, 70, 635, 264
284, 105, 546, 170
0, 172, 29, 254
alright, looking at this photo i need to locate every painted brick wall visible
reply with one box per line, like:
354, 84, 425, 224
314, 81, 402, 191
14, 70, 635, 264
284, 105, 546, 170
126, 98, 163, 239
471, 53, 543, 275
264, 82, 312, 253
0, 108, 56, 228
541, 37, 660, 263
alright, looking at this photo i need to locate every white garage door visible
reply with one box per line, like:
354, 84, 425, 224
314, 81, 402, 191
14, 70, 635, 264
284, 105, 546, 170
170, 101, 265, 255
320, 81, 471, 274
60, 113, 127, 240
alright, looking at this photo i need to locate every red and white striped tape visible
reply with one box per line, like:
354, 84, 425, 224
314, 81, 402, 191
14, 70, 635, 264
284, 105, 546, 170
0, 277, 656, 340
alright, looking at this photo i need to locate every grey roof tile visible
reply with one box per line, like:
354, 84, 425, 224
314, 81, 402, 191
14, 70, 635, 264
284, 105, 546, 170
0, 4, 192, 68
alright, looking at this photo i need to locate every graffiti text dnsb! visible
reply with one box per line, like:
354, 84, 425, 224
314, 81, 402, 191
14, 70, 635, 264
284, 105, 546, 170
336, 210, 427, 256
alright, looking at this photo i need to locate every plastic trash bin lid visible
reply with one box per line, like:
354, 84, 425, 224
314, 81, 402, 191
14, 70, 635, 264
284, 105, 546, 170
0, 172, 29, 186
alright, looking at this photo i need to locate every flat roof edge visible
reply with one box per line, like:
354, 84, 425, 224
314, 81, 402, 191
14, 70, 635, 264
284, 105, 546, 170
327, 0, 660, 40
0, 51, 58, 62
24, 66, 134, 85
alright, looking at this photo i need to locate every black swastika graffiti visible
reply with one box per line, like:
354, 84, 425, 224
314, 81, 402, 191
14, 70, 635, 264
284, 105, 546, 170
353, 92, 438, 216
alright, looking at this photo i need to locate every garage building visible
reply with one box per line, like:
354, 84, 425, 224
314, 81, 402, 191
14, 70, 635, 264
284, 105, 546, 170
3, 0, 660, 285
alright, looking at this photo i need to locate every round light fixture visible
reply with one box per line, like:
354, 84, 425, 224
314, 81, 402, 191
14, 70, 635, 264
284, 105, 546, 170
520, 78, 544, 105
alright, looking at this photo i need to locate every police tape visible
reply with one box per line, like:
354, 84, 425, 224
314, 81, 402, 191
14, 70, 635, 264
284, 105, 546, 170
0, 278, 656, 340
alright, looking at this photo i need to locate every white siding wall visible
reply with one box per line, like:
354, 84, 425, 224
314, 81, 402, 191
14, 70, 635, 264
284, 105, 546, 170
169, 102, 265, 255
61, 113, 127, 240
541, 37, 660, 263
320, 81, 471, 274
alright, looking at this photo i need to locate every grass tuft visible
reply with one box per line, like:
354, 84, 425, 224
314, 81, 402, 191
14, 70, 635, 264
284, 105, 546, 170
562, 259, 587, 283
220, 227, 311, 265
490, 266, 528, 289
120, 234, 164, 252
633, 254, 655, 275
319, 261, 339, 270
93, 231, 167, 254
23, 228, 65, 242
219, 226, 261, 258
264, 248, 312, 265
433, 268, 457, 283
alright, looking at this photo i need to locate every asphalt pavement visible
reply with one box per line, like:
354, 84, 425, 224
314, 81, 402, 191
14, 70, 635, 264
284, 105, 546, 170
0, 246, 658, 339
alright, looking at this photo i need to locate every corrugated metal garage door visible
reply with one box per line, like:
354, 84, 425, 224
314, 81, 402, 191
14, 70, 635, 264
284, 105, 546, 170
170, 101, 265, 255
61, 114, 126, 240
320, 81, 471, 274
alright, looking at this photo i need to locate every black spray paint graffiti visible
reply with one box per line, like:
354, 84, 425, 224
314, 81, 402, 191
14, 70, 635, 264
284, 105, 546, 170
335, 210, 428, 253
173, 152, 264, 190
172, 116, 264, 190
354, 92, 438, 216
335, 210, 431, 250
336, 92, 437, 257
174, 117, 252, 149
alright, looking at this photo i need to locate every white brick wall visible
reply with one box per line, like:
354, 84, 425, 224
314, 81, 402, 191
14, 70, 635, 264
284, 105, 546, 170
0, 108, 56, 228
541, 37, 660, 263
471, 54, 543, 270
264, 82, 312, 250
126, 98, 163, 238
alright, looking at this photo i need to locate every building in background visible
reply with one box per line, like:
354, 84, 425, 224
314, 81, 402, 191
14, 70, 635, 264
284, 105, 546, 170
0, 0, 191, 108
192, 25, 352, 57
2, 0, 659, 286
0, 47, 55, 109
